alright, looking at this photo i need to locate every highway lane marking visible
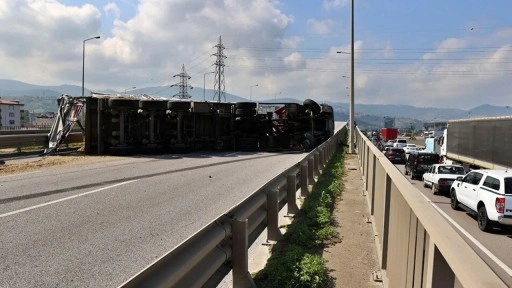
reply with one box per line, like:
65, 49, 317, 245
0, 180, 137, 218
421, 193, 512, 277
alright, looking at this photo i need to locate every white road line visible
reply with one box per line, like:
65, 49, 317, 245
421, 193, 512, 277
0, 180, 137, 218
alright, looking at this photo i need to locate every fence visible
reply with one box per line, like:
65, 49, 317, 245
118, 127, 347, 288
0, 132, 83, 151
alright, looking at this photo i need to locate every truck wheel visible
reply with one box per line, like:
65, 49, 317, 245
478, 206, 494, 232
450, 190, 461, 210
303, 99, 321, 115
235, 108, 256, 117
235, 102, 257, 109
168, 101, 191, 112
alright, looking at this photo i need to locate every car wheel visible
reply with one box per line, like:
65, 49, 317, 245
478, 205, 494, 232
450, 190, 461, 210
431, 184, 437, 195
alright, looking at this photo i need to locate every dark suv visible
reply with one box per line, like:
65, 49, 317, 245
384, 148, 406, 164
405, 151, 440, 180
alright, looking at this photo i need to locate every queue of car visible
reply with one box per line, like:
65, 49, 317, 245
374, 134, 512, 233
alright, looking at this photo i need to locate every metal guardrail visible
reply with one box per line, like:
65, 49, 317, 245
355, 128, 507, 287
118, 128, 347, 288
0, 132, 83, 150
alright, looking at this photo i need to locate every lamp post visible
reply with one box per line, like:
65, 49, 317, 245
82, 36, 100, 97
203, 72, 214, 101
349, 0, 355, 153
250, 84, 258, 101
124, 86, 136, 94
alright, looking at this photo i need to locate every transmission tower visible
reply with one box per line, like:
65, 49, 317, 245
170, 64, 193, 99
212, 36, 226, 102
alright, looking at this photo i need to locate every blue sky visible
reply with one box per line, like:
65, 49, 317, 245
0, 0, 511, 110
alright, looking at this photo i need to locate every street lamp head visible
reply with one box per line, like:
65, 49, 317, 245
94, 36, 100, 39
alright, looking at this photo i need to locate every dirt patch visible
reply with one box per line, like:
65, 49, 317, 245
0, 153, 113, 176
323, 154, 383, 288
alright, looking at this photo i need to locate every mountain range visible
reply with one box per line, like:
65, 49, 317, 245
1, 79, 511, 130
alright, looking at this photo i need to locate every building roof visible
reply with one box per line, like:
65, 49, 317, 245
0, 99, 23, 105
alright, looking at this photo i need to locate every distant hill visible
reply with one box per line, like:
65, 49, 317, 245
1, 79, 510, 128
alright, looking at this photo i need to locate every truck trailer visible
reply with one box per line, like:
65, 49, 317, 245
380, 128, 398, 142
46, 94, 334, 156
440, 116, 512, 170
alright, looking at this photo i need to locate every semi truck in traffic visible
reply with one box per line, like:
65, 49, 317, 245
440, 116, 512, 170
380, 128, 398, 142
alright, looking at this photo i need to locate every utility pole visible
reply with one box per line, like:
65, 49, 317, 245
212, 36, 226, 102
170, 64, 193, 99
349, 0, 355, 154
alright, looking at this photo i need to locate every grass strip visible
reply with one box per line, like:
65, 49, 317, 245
253, 139, 347, 288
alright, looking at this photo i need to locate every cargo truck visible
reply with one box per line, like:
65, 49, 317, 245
380, 128, 398, 142
440, 116, 512, 170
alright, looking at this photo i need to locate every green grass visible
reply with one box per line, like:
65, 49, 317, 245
253, 137, 347, 288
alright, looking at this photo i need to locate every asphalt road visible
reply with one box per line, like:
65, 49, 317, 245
394, 163, 512, 286
0, 150, 309, 288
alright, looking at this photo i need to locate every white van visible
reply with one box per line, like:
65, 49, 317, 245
393, 138, 407, 149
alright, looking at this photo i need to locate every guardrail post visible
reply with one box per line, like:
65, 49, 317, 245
287, 174, 299, 215
321, 148, 326, 167
314, 152, 320, 176
308, 157, 315, 183
232, 218, 251, 288
300, 164, 309, 197
267, 190, 282, 242
318, 148, 324, 169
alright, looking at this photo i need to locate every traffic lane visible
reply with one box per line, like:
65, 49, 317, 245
0, 151, 288, 214
1, 151, 306, 287
396, 164, 512, 285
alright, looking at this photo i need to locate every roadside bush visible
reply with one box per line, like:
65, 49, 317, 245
253, 140, 346, 288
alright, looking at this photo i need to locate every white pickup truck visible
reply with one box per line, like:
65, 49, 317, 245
450, 169, 512, 232
422, 164, 465, 194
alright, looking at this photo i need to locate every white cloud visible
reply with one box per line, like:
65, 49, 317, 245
307, 18, 336, 36
283, 52, 306, 70
0, 0, 510, 111
104, 3, 120, 19
322, 0, 350, 10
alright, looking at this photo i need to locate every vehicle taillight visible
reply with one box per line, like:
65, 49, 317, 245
496, 198, 505, 214
439, 179, 448, 185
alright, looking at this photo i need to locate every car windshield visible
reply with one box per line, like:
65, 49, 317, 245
438, 166, 465, 175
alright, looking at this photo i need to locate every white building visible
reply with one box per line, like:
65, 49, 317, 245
0, 98, 24, 129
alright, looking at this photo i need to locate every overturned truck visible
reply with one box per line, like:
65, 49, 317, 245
51, 94, 334, 156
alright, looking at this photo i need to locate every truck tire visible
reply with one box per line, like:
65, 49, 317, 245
235, 102, 257, 109
168, 101, 191, 112
139, 100, 168, 110
303, 99, 321, 115
235, 108, 256, 117
450, 190, 461, 210
477, 205, 494, 232
108, 99, 139, 109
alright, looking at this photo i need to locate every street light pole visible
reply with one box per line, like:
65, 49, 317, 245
204, 72, 214, 101
82, 36, 100, 97
349, 0, 355, 154
250, 84, 258, 101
